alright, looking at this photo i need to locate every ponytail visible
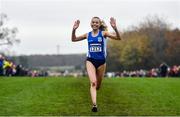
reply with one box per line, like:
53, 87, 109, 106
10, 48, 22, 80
99, 20, 108, 31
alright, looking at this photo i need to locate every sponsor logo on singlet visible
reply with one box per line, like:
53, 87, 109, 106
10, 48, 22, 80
98, 37, 102, 42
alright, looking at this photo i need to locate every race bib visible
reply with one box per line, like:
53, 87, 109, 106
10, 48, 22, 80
89, 44, 102, 52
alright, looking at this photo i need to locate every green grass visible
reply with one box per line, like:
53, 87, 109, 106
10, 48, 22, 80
0, 77, 180, 116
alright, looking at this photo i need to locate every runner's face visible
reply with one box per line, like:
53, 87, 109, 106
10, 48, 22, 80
91, 18, 101, 30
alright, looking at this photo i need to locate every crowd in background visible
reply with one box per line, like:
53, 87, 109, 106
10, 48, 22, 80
0, 54, 180, 78
0, 54, 48, 77
107, 63, 180, 78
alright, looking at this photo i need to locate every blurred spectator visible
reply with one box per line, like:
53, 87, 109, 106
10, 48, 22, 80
178, 66, 180, 77
0, 55, 4, 76
159, 63, 168, 77
169, 65, 179, 77
15, 64, 23, 76
3, 58, 13, 76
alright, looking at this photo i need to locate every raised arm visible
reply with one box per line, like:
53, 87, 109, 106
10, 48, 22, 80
71, 20, 87, 42
104, 17, 121, 40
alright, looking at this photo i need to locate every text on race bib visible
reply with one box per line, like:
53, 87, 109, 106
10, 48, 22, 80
89, 44, 102, 52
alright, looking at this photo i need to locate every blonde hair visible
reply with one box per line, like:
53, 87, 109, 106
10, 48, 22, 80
92, 17, 108, 31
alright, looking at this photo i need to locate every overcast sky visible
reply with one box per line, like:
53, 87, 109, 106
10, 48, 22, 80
0, 0, 180, 55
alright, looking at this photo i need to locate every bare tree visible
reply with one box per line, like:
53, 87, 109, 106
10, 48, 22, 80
0, 13, 20, 46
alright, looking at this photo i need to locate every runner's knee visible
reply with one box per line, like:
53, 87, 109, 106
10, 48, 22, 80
91, 81, 97, 87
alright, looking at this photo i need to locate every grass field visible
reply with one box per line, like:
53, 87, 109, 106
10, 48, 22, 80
0, 77, 180, 116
